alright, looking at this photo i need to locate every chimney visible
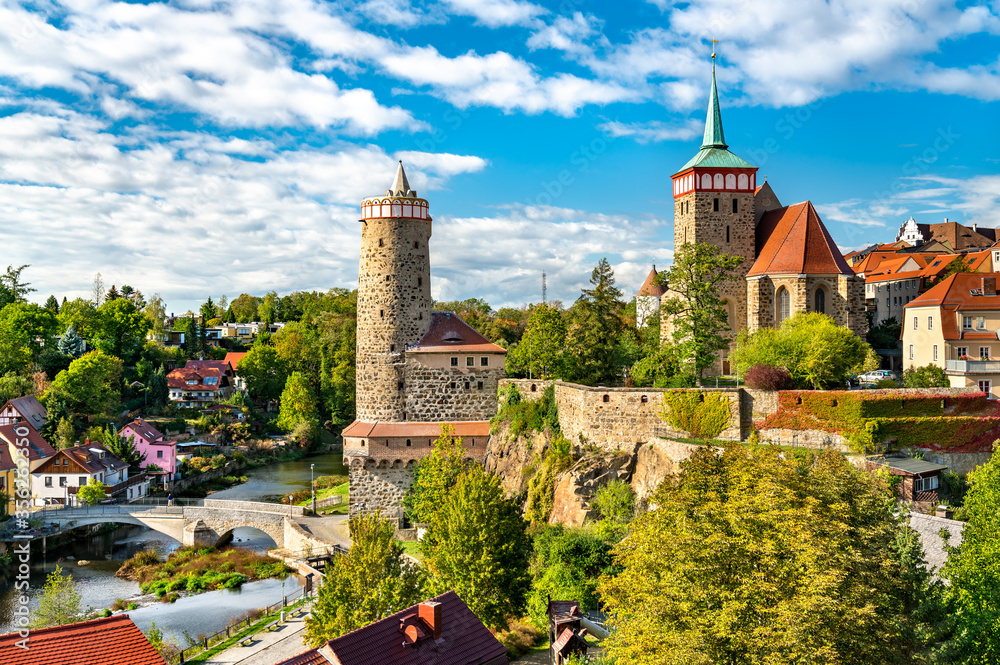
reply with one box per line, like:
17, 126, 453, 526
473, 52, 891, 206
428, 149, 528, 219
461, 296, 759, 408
944, 217, 949, 224
984, 277, 997, 297
419, 601, 442, 640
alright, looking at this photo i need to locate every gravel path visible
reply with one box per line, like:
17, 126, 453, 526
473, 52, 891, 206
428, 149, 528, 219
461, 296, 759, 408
202, 604, 312, 665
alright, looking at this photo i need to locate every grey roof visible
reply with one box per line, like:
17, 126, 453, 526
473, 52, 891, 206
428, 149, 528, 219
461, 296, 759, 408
870, 456, 948, 475
910, 512, 963, 574
4, 395, 47, 431
387, 160, 414, 197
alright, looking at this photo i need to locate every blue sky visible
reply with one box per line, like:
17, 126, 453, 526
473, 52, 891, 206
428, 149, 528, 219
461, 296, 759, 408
0, 0, 998, 315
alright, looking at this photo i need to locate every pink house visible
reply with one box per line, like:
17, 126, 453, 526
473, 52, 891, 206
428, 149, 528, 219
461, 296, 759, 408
120, 419, 178, 483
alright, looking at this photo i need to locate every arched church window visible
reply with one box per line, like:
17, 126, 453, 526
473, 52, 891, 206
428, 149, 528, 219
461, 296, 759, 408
738, 174, 748, 189
777, 288, 790, 324
725, 174, 736, 189
713, 173, 724, 189
815, 287, 826, 314
702, 174, 712, 189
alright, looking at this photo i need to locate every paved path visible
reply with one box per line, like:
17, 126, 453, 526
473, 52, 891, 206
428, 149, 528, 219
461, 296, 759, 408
292, 515, 351, 548
202, 604, 312, 665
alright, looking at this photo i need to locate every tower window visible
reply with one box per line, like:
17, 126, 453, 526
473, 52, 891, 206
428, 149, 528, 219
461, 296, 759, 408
406, 439, 411, 446
417, 277, 422, 287
732, 198, 738, 213
386, 275, 390, 282
451, 357, 458, 366
466, 357, 474, 366
726, 226, 730, 243
379, 238, 383, 247
397, 381, 403, 391
602, 394, 610, 403
464, 381, 470, 390
713, 198, 719, 212
477, 381, 483, 390
390, 344, 395, 352
418, 312, 423, 320
379, 309, 384, 318
414, 241, 419, 248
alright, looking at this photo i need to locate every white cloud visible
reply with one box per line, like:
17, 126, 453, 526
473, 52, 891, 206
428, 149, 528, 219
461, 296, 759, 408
526, 12, 600, 57
597, 119, 702, 143
359, 0, 434, 28
442, 0, 546, 28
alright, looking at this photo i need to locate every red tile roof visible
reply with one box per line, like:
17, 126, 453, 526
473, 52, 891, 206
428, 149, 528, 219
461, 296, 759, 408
0, 443, 14, 472
636, 267, 666, 297
0, 424, 55, 461
747, 201, 854, 277
408, 312, 505, 354
167, 367, 224, 390
0, 614, 165, 665
185, 360, 233, 376
39, 443, 128, 475
2, 395, 47, 431
342, 421, 491, 439
224, 352, 247, 372
277, 591, 506, 665
907, 273, 1000, 310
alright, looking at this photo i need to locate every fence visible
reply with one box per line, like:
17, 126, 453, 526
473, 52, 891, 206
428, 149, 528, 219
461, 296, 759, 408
177, 585, 307, 663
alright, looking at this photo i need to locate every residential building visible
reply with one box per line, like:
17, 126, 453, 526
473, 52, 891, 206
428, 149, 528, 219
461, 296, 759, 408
224, 351, 247, 390
0, 395, 47, 431
0, 444, 15, 515
0, 614, 165, 665
167, 365, 230, 408
903, 272, 1000, 398
0, 423, 56, 479
120, 418, 179, 483
276, 591, 507, 665
32, 442, 148, 505
867, 455, 947, 508
896, 216, 999, 251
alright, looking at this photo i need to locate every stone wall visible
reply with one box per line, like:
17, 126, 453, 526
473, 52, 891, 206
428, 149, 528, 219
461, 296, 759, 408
922, 450, 994, 476
404, 359, 503, 421
498, 378, 552, 402
347, 459, 414, 522
756, 428, 849, 451
356, 214, 433, 422
203, 499, 305, 517
165, 460, 245, 493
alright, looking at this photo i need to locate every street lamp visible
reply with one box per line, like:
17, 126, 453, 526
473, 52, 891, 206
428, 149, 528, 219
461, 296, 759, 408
310, 463, 316, 515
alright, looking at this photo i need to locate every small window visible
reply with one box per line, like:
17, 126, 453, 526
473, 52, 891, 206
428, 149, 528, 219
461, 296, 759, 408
477, 381, 483, 390
361, 440, 366, 446
414, 241, 419, 249
731, 198, 738, 213
933, 345, 938, 361
978, 317, 986, 330
451, 357, 458, 366
385, 275, 391, 282
981, 347, 991, 359
957, 347, 968, 358
466, 357, 474, 366
602, 394, 610, 403
59, 477, 67, 487
449, 382, 455, 389
640, 395, 649, 404
378, 238, 383, 247
79, 476, 86, 486
45, 477, 52, 487
964, 316, 973, 330
480, 357, 489, 367
406, 439, 411, 447
913, 317, 918, 331
909, 345, 914, 360
157, 450, 163, 458
418, 277, 422, 287
530, 384, 537, 392
397, 381, 403, 391
390, 344, 395, 352
464, 381, 470, 390
928, 316, 933, 330
380, 309, 384, 318
726, 225, 730, 243
713, 198, 719, 212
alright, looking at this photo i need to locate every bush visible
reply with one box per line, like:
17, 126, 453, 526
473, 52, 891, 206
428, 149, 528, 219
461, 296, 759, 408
659, 390, 731, 440
491, 384, 560, 440
210, 454, 227, 469
744, 364, 793, 391
903, 364, 949, 388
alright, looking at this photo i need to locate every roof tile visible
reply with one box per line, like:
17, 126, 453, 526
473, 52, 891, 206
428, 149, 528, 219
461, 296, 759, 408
747, 201, 854, 277
0, 614, 165, 665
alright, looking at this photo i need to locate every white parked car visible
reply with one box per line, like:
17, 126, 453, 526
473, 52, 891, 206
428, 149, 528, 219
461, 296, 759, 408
857, 369, 898, 384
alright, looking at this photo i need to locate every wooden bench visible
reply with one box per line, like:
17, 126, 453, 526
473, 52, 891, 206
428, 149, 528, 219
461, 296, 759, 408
262, 620, 281, 633
239, 636, 254, 647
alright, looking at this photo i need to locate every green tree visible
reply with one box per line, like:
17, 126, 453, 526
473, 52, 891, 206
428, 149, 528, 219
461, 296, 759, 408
48, 350, 123, 417
44, 295, 60, 313
304, 512, 425, 646
0, 314, 32, 375
94, 298, 151, 361
527, 526, 616, 626
867, 316, 902, 350
403, 424, 471, 524
57, 325, 86, 358
565, 258, 624, 384
97, 427, 147, 474
258, 290, 279, 324
77, 478, 106, 506
239, 342, 289, 401
58, 298, 100, 342
0, 372, 33, 404
143, 294, 167, 340
422, 465, 531, 631
276, 371, 319, 432
943, 445, 1000, 664
0, 302, 60, 358
149, 366, 169, 407
55, 417, 75, 449
200, 297, 216, 325
630, 343, 682, 388
903, 364, 949, 388
599, 445, 940, 665
732, 313, 875, 389
38, 347, 73, 380
661, 243, 744, 382
1, 264, 35, 302
507, 304, 566, 379
30, 565, 82, 628
231, 293, 260, 322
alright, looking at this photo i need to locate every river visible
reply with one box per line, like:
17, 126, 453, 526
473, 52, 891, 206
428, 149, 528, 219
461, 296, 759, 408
0, 451, 347, 642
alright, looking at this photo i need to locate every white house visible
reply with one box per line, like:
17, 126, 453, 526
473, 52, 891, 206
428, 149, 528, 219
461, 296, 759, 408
31, 442, 149, 505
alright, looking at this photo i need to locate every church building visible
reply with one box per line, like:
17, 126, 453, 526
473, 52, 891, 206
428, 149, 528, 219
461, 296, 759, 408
658, 54, 866, 374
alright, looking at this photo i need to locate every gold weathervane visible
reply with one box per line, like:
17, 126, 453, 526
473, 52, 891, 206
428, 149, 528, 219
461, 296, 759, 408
710, 39, 719, 60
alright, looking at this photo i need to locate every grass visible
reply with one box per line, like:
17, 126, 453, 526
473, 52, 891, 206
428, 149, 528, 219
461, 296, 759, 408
294, 481, 348, 506
397, 540, 423, 560
496, 619, 546, 660
182, 597, 308, 665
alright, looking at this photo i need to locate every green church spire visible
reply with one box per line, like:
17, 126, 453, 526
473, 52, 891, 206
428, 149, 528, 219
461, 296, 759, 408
702, 47, 727, 150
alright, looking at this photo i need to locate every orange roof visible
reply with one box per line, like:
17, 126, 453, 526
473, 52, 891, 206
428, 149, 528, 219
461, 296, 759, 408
747, 201, 854, 277
408, 312, 505, 354
636, 266, 666, 297
865, 269, 926, 284
908, 273, 1000, 310
0, 423, 55, 461
342, 421, 491, 438
0, 614, 165, 665
224, 352, 247, 371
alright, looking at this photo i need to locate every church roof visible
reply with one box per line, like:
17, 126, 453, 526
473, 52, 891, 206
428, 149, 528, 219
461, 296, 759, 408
748, 201, 854, 277
675, 58, 755, 173
637, 266, 666, 297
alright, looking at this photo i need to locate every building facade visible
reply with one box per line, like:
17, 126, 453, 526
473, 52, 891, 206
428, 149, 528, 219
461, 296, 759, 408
344, 162, 506, 520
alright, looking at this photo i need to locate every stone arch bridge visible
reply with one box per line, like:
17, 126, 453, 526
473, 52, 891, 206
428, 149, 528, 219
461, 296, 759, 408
37, 499, 319, 549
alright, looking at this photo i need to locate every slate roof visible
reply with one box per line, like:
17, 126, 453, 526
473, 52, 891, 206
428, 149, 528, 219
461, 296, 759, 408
276, 591, 506, 665
342, 421, 491, 439
408, 312, 505, 354
123, 419, 164, 443
636, 267, 666, 298
747, 201, 854, 277
0, 614, 165, 665
0, 424, 55, 461
2, 395, 47, 431
868, 455, 948, 475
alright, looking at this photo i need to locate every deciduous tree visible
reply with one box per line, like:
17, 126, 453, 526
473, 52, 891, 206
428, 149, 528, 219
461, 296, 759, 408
94, 298, 151, 361
422, 465, 531, 631
239, 342, 289, 401
276, 371, 319, 432
305, 512, 425, 646
507, 304, 566, 379
49, 350, 123, 417
403, 424, 471, 524
77, 479, 106, 506
58, 298, 100, 342
0, 302, 60, 358
30, 565, 82, 628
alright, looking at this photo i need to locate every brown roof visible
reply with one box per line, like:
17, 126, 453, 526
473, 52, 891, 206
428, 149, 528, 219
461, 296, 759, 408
0, 614, 165, 665
2, 395, 47, 431
277, 591, 506, 665
0, 424, 55, 461
342, 421, 491, 439
925, 221, 994, 251
42, 443, 128, 475
185, 360, 233, 376
636, 266, 666, 297
408, 312, 505, 354
748, 201, 854, 277
167, 367, 224, 390
0, 443, 14, 472
123, 419, 164, 443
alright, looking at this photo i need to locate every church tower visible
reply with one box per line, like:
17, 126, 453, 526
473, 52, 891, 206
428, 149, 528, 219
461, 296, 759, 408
355, 161, 433, 422
667, 50, 758, 367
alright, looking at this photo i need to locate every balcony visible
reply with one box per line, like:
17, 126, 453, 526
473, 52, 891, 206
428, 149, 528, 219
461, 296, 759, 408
945, 359, 1000, 374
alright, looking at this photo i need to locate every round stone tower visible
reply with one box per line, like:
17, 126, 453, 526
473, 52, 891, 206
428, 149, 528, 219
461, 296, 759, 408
355, 161, 433, 422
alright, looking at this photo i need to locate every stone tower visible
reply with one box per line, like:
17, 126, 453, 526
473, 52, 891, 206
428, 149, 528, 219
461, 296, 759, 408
665, 53, 758, 369
355, 161, 433, 422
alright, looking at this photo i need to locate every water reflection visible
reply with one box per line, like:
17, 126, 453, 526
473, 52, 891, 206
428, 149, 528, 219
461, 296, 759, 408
208, 452, 347, 502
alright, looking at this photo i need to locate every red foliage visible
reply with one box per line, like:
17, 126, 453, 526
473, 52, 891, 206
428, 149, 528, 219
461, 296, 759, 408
745, 364, 793, 391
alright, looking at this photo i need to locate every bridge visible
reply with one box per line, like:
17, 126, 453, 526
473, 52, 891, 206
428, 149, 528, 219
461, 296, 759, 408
28, 499, 328, 550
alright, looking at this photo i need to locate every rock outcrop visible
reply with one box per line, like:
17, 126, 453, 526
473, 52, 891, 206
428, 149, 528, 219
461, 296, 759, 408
549, 446, 638, 526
